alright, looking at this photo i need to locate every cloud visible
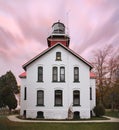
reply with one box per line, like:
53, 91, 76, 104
69, 0, 119, 57
0, 0, 119, 83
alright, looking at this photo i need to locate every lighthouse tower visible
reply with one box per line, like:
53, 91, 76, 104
47, 21, 70, 47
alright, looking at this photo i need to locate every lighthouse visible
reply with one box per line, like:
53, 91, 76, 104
47, 21, 70, 47
19, 21, 96, 119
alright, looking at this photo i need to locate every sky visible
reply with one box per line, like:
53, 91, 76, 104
0, 0, 119, 84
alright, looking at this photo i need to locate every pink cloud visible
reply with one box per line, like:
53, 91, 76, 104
0, 0, 119, 83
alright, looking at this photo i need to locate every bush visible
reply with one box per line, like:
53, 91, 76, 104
93, 104, 105, 117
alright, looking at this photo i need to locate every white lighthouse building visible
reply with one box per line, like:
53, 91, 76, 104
19, 21, 96, 119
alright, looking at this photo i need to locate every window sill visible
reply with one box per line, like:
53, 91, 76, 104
52, 81, 58, 82
37, 81, 44, 83
54, 105, 63, 107
55, 59, 62, 61
36, 105, 44, 107
73, 105, 81, 107
60, 81, 65, 82
52, 81, 65, 83
73, 81, 80, 83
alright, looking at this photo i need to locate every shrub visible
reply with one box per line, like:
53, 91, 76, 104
93, 104, 105, 117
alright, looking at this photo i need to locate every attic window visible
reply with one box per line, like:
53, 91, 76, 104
56, 52, 61, 61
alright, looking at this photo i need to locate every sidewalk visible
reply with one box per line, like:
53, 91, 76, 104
7, 115, 119, 123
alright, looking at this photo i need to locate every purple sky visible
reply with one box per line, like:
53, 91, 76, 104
0, 0, 119, 84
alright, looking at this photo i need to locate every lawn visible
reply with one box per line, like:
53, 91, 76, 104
0, 116, 119, 130
105, 109, 119, 118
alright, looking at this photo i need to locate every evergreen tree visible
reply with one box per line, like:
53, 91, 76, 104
1, 87, 17, 111
0, 71, 19, 111
5, 71, 19, 94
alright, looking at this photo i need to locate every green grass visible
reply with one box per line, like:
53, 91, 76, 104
17, 115, 109, 121
105, 109, 119, 118
0, 116, 119, 130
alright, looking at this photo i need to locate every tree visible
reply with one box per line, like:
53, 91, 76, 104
0, 75, 6, 108
91, 45, 119, 109
0, 71, 19, 94
92, 45, 112, 105
93, 104, 105, 117
1, 87, 17, 111
0, 91, 4, 108
0, 71, 19, 111
5, 71, 19, 94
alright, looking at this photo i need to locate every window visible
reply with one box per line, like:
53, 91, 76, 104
37, 111, 44, 118
37, 90, 44, 106
52, 67, 58, 82
73, 111, 80, 119
56, 52, 61, 61
23, 110, 26, 117
60, 67, 65, 82
52, 66, 65, 82
24, 87, 27, 100
90, 111, 93, 117
55, 90, 62, 106
74, 67, 79, 82
73, 90, 80, 106
90, 87, 92, 100
38, 66, 43, 82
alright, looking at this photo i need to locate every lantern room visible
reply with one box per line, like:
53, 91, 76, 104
47, 21, 70, 47
52, 22, 65, 34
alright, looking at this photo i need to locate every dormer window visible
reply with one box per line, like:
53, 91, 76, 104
56, 52, 61, 61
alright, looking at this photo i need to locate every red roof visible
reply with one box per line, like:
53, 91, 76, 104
19, 72, 26, 78
19, 71, 95, 79
22, 43, 93, 70
90, 72, 96, 79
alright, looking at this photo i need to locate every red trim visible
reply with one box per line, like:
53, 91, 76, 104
19, 71, 95, 79
19, 72, 26, 78
49, 40, 68, 47
22, 43, 93, 70
90, 72, 96, 79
